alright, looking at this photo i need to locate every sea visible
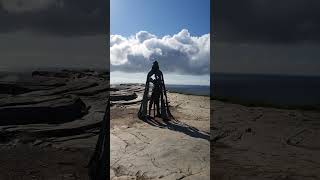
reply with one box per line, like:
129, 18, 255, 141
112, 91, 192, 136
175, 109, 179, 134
2, 71, 320, 107
166, 84, 210, 96
165, 74, 320, 107
212, 73, 320, 107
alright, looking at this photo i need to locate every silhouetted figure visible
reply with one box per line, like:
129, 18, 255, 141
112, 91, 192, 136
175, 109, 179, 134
148, 65, 161, 117
138, 61, 174, 120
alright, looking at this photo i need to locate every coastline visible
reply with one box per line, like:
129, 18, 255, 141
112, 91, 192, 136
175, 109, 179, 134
212, 96, 320, 111
111, 82, 211, 97
111, 82, 320, 111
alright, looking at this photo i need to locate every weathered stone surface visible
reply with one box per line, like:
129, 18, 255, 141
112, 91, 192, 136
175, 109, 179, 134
111, 93, 143, 106
0, 77, 66, 95
19, 81, 98, 97
211, 100, 320, 180
110, 89, 210, 180
111, 125, 210, 180
0, 83, 32, 95
0, 114, 103, 141
0, 72, 211, 180
110, 91, 138, 101
0, 95, 62, 107
109, 84, 145, 105
0, 95, 88, 125
0, 70, 109, 179
70, 83, 109, 96
0, 144, 91, 180
32, 71, 71, 78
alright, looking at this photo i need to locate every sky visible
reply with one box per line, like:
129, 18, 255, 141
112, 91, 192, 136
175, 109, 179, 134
2, 0, 318, 79
213, 0, 320, 76
110, 0, 210, 85
0, 0, 210, 86
0, 0, 108, 72
111, 0, 210, 36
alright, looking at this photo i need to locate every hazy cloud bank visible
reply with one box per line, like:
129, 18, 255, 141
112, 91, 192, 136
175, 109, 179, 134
215, 0, 320, 44
0, 0, 106, 36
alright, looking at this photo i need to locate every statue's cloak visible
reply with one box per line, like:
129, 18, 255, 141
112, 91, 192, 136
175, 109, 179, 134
138, 70, 173, 120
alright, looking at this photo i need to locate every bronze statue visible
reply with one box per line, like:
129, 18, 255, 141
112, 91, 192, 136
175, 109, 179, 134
138, 61, 174, 120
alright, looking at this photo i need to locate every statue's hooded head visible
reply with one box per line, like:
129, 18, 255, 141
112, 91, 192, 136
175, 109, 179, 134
152, 61, 159, 71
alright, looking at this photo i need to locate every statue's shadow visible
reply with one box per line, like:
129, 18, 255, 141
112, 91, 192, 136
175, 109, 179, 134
142, 116, 210, 141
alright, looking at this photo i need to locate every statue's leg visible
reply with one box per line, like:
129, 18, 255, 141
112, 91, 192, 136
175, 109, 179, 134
153, 101, 156, 118
149, 93, 154, 116
155, 98, 160, 117
156, 96, 160, 117
148, 100, 153, 116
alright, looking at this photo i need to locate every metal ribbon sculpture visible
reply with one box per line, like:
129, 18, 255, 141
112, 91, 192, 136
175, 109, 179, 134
138, 61, 174, 120
88, 99, 109, 180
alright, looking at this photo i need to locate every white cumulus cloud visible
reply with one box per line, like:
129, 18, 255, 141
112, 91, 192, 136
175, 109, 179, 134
110, 29, 210, 75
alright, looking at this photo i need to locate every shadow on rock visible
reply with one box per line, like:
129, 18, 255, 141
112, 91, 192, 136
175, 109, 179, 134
142, 116, 210, 141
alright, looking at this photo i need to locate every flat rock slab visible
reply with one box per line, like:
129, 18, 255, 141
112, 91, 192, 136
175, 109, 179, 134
19, 81, 98, 97
110, 84, 144, 91
212, 100, 320, 180
0, 95, 87, 125
70, 83, 109, 96
0, 95, 63, 107
0, 111, 103, 141
0, 78, 66, 95
110, 91, 138, 101
0, 83, 33, 95
111, 125, 210, 180
111, 93, 143, 106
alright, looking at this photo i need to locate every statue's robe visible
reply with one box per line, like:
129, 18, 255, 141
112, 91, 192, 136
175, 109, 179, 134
138, 69, 173, 120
